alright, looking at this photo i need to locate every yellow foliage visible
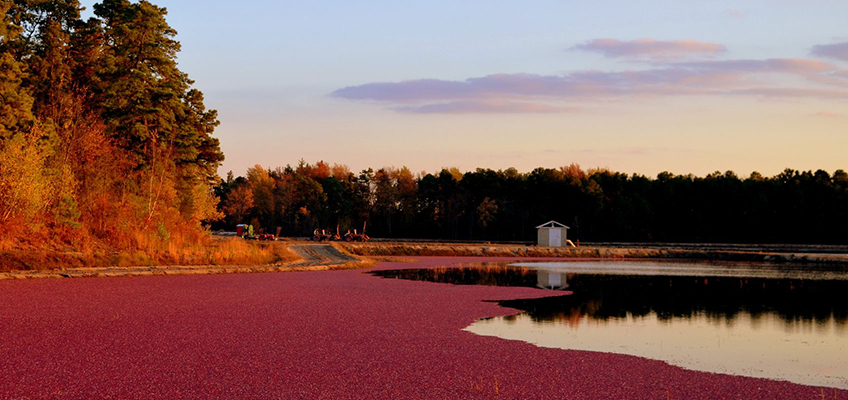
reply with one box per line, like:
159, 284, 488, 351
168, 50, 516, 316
0, 131, 50, 223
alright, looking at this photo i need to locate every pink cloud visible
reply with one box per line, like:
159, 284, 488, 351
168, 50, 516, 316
811, 41, 848, 62
331, 55, 848, 113
334, 73, 587, 102
333, 59, 842, 102
811, 111, 841, 118
723, 9, 748, 19
333, 69, 735, 103
571, 38, 726, 61
675, 58, 837, 77
331, 79, 478, 103
729, 87, 848, 100
394, 100, 571, 114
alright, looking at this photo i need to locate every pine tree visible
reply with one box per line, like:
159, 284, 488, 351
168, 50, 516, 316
10, 0, 82, 125
1, 0, 224, 247
0, 0, 35, 140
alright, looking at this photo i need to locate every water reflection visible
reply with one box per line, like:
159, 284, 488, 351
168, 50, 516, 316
498, 273, 848, 328
371, 262, 848, 389
471, 312, 848, 389
371, 263, 543, 288
536, 270, 568, 290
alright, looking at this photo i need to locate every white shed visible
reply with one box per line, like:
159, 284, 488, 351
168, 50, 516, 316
536, 220, 570, 247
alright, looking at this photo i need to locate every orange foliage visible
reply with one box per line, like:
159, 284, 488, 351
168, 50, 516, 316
331, 163, 352, 181
313, 161, 331, 180
0, 107, 228, 263
560, 163, 586, 185
295, 160, 332, 180
0, 2, 234, 269
224, 185, 254, 223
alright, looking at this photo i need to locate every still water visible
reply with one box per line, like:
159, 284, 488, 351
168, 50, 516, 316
371, 261, 848, 389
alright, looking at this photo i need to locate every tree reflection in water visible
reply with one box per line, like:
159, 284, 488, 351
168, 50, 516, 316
372, 262, 848, 388
371, 262, 848, 329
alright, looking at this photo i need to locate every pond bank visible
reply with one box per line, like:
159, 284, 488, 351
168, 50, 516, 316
4, 240, 847, 280
0, 244, 370, 280
338, 242, 848, 265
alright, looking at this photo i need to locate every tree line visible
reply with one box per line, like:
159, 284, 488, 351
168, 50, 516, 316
3, 0, 844, 250
0, 0, 223, 251
215, 162, 848, 244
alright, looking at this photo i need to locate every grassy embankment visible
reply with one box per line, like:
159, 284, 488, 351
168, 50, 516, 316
337, 242, 848, 265
6, 237, 848, 277
0, 236, 297, 272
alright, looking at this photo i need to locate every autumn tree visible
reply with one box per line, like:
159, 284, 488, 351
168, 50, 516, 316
0, 2, 44, 230
1, 0, 224, 250
394, 166, 417, 230
0, 1, 34, 139
218, 162, 848, 244
223, 185, 253, 224
245, 164, 274, 228
373, 168, 398, 234
476, 197, 498, 237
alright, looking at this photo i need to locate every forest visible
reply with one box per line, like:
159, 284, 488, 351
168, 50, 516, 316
0, 0, 224, 256
2, 0, 846, 262
215, 162, 848, 244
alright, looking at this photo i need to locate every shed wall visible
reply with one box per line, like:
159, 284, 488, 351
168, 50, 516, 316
549, 228, 562, 247
537, 228, 550, 246
537, 226, 568, 247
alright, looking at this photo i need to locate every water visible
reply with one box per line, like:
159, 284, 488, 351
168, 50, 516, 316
371, 261, 848, 389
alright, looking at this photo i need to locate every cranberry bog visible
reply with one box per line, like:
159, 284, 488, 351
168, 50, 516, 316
1, 257, 846, 399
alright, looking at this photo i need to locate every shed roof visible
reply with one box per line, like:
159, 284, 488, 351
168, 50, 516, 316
535, 220, 570, 229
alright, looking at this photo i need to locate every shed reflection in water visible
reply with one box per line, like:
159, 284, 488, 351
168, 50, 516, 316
371, 262, 848, 389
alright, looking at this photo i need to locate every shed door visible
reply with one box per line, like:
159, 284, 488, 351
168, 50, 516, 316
550, 228, 562, 247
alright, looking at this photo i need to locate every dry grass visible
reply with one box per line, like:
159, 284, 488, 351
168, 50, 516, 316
336, 242, 628, 258
146, 237, 298, 267
0, 236, 298, 272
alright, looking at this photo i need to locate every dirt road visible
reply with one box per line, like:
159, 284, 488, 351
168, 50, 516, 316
287, 244, 360, 267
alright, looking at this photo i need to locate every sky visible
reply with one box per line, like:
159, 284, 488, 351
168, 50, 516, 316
82, 0, 848, 178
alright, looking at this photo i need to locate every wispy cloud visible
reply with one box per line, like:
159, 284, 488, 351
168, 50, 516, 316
393, 100, 571, 114
332, 59, 845, 100
675, 58, 836, 74
570, 38, 726, 62
811, 41, 848, 62
723, 9, 748, 19
811, 111, 841, 118
729, 87, 848, 100
333, 69, 718, 103
672, 58, 844, 85
331, 41, 848, 114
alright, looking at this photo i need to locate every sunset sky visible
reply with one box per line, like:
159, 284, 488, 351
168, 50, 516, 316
84, 1, 848, 178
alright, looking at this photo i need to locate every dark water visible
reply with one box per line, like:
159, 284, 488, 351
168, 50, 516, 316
371, 261, 848, 388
